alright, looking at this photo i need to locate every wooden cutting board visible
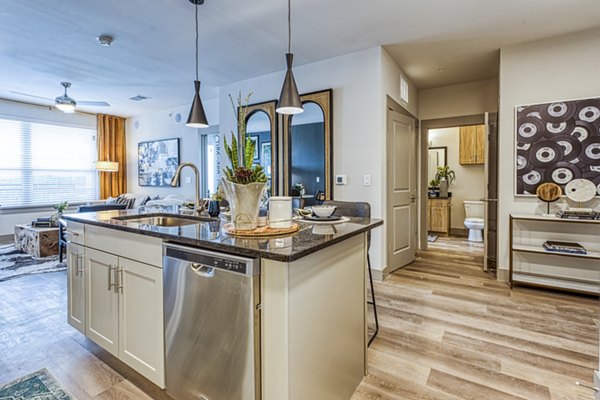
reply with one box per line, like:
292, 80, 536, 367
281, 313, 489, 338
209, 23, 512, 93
222, 222, 300, 237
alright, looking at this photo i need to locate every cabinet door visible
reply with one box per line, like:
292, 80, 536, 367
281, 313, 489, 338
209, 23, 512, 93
118, 258, 165, 388
430, 206, 448, 232
476, 125, 486, 164
459, 126, 477, 164
67, 242, 85, 334
85, 248, 119, 356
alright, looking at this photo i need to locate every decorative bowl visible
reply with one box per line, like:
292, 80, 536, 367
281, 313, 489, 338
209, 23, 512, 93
312, 205, 337, 218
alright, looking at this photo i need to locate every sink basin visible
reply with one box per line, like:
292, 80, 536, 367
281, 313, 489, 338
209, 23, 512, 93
113, 214, 214, 227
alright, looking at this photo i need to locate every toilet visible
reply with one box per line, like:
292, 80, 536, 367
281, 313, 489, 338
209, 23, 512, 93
463, 200, 485, 242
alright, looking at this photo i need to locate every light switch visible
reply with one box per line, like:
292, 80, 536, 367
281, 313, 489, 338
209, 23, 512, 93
363, 175, 371, 186
185, 177, 192, 184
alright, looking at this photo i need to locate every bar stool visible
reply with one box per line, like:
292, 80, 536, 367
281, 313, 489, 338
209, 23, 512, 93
323, 200, 379, 346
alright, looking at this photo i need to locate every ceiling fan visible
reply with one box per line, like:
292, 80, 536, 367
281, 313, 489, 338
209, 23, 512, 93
10, 82, 110, 113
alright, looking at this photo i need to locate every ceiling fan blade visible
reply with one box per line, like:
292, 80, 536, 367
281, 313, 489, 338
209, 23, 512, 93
77, 101, 110, 107
9, 91, 54, 102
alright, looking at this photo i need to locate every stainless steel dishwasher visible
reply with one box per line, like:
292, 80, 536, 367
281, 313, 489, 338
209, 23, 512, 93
163, 243, 261, 400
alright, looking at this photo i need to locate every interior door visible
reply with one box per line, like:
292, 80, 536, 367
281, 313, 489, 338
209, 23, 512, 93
483, 112, 499, 271
85, 247, 119, 356
386, 110, 417, 269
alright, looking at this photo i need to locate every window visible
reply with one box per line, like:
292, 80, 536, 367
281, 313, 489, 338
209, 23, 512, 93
0, 117, 98, 207
198, 126, 221, 198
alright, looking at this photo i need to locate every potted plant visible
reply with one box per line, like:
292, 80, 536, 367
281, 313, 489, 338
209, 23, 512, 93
51, 201, 69, 225
221, 92, 268, 230
291, 182, 305, 196
435, 165, 455, 198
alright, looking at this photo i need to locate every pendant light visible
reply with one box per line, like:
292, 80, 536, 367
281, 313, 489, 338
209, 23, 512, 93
276, 0, 303, 115
186, 0, 209, 128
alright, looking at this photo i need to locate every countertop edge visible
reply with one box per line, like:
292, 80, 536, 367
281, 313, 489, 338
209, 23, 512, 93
62, 214, 383, 263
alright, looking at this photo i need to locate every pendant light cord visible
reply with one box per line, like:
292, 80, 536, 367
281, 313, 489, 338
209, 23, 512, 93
287, 0, 291, 53
195, 2, 199, 81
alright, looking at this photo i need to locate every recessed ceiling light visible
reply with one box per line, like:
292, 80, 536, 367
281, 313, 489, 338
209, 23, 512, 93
96, 35, 113, 47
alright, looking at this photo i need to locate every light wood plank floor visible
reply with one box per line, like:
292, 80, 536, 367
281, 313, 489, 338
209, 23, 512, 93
355, 236, 599, 400
0, 238, 597, 400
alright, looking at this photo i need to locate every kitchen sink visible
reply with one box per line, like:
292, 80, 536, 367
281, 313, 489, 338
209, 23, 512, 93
113, 214, 214, 227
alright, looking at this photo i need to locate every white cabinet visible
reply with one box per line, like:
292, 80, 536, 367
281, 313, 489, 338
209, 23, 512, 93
118, 257, 164, 386
85, 248, 119, 356
84, 246, 165, 387
66, 242, 86, 334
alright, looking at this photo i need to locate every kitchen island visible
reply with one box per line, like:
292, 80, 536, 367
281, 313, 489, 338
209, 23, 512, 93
63, 210, 382, 400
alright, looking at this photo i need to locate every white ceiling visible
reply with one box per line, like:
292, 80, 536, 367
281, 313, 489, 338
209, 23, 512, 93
1, 0, 599, 116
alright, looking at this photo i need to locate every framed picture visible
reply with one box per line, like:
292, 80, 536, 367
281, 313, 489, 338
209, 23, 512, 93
515, 97, 600, 196
249, 135, 259, 160
138, 138, 180, 187
261, 142, 272, 177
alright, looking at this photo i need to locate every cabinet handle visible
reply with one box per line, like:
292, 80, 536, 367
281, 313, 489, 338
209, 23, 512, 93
77, 254, 84, 276
108, 264, 115, 291
65, 231, 80, 236
116, 267, 124, 293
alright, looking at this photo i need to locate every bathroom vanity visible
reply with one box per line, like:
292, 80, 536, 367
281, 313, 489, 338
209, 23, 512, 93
62, 210, 382, 400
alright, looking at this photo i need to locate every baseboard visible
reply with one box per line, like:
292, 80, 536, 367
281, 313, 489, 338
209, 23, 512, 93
371, 268, 384, 283
450, 228, 468, 237
595, 371, 600, 400
496, 268, 510, 283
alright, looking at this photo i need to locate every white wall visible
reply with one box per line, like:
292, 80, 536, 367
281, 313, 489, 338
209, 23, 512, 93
497, 27, 600, 275
0, 100, 97, 235
429, 127, 485, 229
218, 46, 416, 272
418, 79, 498, 120
125, 98, 219, 200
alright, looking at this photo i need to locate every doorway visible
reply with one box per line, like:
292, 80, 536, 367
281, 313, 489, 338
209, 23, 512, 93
419, 114, 498, 272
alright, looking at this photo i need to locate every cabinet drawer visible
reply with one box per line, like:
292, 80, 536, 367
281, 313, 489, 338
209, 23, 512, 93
85, 225, 162, 267
66, 221, 85, 245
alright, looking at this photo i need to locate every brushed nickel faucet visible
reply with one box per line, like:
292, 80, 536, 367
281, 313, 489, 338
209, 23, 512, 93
170, 162, 203, 212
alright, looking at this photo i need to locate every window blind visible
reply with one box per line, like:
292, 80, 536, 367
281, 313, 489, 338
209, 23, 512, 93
0, 117, 98, 207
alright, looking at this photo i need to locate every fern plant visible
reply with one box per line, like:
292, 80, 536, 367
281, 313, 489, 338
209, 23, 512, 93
222, 92, 268, 185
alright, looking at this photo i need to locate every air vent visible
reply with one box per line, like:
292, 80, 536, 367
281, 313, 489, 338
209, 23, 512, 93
129, 95, 151, 101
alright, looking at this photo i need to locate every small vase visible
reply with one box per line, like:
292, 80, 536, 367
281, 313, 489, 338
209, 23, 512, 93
221, 178, 267, 230
439, 179, 449, 198
207, 200, 220, 217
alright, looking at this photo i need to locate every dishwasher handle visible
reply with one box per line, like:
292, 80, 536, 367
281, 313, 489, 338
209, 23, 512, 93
190, 263, 215, 278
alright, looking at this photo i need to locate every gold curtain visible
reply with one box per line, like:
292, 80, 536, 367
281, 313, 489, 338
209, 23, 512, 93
97, 114, 127, 199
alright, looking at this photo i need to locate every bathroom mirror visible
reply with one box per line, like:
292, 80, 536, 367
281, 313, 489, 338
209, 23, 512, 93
243, 100, 277, 196
283, 89, 333, 202
428, 146, 447, 184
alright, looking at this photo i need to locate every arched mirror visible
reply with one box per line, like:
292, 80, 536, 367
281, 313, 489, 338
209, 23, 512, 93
243, 100, 277, 196
283, 89, 333, 202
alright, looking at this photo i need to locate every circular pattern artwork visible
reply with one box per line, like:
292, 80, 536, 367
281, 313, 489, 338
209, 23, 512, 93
516, 98, 600, 196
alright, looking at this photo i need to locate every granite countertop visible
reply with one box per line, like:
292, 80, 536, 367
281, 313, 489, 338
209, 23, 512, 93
63, 210, 383, 262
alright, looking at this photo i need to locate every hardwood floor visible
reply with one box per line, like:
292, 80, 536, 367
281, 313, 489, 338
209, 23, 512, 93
0, 238, 597, 400
355, 236, 599, 400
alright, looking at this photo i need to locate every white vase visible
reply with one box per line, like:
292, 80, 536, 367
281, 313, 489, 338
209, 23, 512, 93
221, 178, 267, 230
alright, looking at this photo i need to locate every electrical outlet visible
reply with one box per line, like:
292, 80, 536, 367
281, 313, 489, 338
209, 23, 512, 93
363, 175, 371, 186
316, 176, 320, 183
185, 177, 192, 184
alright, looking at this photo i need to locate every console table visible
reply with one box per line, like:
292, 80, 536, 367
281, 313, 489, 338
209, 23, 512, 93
509, 214, 600, 295
14, 224, 60, 258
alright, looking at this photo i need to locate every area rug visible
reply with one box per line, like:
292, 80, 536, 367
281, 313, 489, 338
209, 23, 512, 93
0, 244, 66, 282
0, 368, 73, 399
